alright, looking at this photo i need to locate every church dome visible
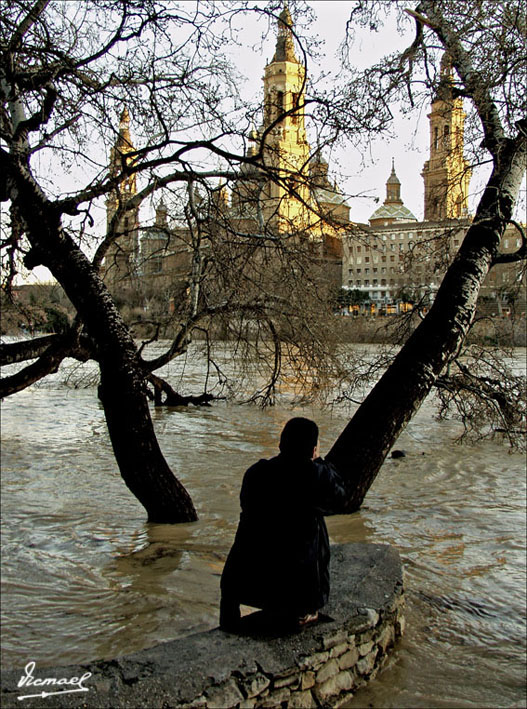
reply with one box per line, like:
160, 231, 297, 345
369, 203, 417, 224
369, 160, 417, 225
386, 169, 400, 185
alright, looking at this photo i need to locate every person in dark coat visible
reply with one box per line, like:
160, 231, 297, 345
220, 417, 347, 631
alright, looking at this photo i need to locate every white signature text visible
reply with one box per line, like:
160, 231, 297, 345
17, 661, 91, 700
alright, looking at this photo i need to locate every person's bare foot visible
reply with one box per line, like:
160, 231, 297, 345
298, 612, 319, 626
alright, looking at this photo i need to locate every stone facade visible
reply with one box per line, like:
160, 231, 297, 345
421, 55, 471, 222
103, 7, 348, 299
342, 216, 526, 315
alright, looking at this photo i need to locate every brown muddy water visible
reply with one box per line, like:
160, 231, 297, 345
1, 345, 525, 707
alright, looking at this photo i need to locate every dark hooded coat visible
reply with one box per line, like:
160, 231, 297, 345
220, 454, 347, 617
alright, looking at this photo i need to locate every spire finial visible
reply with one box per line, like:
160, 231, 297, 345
115, 105, 133, 151
435, 52, 454, 102
272, 1, 297, 62
385, 160, 402, 204
440, 52, 453, 77
279, 1, 293, 31
155, 197, 168, 227
120, 106, 130, 128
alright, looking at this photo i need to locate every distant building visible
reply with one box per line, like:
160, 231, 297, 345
102, 16, 524, 319
103, 6, 348, 298
421, 54, 471, 222
341, 56, 525, 316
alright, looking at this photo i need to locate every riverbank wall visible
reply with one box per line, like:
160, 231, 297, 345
334, 312, 527, 346
1, 543, 404, 708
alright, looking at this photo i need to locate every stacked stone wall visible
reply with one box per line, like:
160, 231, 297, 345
0, 543, 404, 709
185, 593, 405, 708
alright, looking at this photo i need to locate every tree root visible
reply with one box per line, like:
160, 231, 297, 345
148, 372, 218, 407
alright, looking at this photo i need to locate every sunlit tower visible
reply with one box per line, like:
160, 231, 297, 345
104, 107, 140, 284
421, 54, 472, 221
259, 3, 314, 231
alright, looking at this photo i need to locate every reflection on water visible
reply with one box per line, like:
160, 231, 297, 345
0, 346, 525, 708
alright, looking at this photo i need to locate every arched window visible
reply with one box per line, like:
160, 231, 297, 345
443, 125, 450, 149
276, 91, 284, 116
291, 93, 299, 123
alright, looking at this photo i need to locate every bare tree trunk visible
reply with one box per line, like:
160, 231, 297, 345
327, 137, 526, 511
99, 359, 197, 523
5, 166, 197, 523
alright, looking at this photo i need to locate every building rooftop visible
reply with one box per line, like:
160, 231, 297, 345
368, 203, 417, 224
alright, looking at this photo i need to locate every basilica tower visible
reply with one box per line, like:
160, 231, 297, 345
421, 55, 471, 221
260, 4, 313, 230
104, 107, 140, 283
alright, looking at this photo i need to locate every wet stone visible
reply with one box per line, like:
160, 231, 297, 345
315, 670, 353, 702
242, 674, 270, 699
363, 609, 380, 627
396, 615, 406, 636
377, 625, 395, 652
359, 640, 374, 656
329, 642, 349, 658
288, 689, 317, 708
316, 659, 340, 684
260, 687, 291, 706
356, 650, 378, 677
333, 693, 355, 708
298, 650, 329, 671
273, 672, 300, 690
335, 670, 353, 693
300, 671, 315, 690
338, 647, 359, 671
204, 678, 244, 707
322, 630, 348, 650
239, 699, 256, 709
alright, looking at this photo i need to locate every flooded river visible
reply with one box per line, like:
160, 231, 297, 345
1, 346, 525, 707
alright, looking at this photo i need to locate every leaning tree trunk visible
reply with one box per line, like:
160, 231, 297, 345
6, 162, 197, 523
326, 136, 526, 511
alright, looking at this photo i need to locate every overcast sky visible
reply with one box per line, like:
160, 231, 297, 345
17, 0, 525, 284
225, 0, 443, 223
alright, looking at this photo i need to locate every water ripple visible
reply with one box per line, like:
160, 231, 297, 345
1, 345, 525, 708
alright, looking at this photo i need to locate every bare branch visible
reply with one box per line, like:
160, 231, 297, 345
493, 220, 527, 265
0, 329, 92, 397
0, 333, 58, 365
414, 1, 507, 153
6, 0, 50, 53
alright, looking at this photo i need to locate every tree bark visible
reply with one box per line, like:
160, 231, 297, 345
0, 337, 68, 397
4, 157, 197, 524
148, 373, 215, 407
326, 135, 526, 511
0, 334, 58, 365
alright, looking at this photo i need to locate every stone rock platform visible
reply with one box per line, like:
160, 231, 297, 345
1, 543, 405, 708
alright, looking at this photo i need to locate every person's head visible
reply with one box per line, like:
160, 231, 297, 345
279, 417, 319, 460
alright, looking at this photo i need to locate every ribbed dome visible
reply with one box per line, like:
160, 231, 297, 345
369, 160, 416, 225
369, 203, 417, 223
386, 169, 400, 185
313, 185, 349, 207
